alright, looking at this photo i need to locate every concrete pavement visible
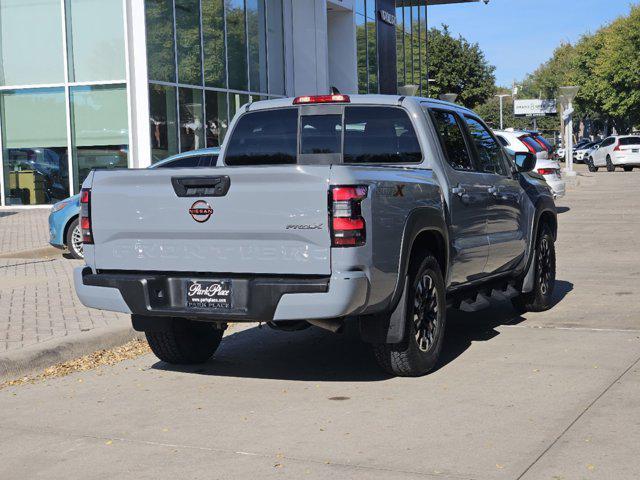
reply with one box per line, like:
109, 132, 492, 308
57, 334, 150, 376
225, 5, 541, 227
1, 168, 640, 479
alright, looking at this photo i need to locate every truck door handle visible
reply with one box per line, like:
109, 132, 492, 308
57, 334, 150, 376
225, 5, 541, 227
487, 186, 498, 196
171, 176, 230, 197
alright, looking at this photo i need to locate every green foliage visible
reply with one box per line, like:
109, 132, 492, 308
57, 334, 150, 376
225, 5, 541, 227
480, 5, 640, 134
422, 25, 496, 108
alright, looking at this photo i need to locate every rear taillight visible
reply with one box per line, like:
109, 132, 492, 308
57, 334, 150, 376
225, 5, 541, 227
537, 168, 557, 175
330, 186, 367, 247
80, 188, 93, 244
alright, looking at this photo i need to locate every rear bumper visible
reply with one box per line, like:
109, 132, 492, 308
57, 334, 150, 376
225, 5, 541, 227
74, 267, 369, 322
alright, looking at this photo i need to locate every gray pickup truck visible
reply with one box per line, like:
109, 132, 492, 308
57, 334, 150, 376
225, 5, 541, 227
74, 94, 557, 377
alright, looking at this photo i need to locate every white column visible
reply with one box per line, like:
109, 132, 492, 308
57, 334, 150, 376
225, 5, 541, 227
290, 0, 329, 95
124, 0, 152, 168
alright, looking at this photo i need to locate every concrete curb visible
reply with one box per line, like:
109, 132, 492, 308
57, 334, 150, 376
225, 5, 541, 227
0, 321, 144, 383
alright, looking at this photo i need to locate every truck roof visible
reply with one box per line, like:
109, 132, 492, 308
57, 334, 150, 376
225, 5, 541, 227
244, 94, 475, 115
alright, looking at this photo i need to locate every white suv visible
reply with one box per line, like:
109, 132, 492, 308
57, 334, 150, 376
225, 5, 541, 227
495, 130, 565, 198
588, 135, 640, 172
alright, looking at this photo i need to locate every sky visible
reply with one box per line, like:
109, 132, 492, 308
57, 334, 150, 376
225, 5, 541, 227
427, 0, 637, 87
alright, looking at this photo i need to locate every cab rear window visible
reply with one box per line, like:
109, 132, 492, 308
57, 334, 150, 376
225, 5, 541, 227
224, 106, 421, 165
225, 108, 298, 165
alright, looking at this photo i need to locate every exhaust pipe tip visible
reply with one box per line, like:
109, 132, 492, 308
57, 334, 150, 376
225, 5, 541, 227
306, 318, 344, 334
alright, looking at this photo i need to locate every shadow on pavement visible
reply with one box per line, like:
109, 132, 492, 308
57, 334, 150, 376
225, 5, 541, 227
152, 280, 573, 381
556, 206, 571, 214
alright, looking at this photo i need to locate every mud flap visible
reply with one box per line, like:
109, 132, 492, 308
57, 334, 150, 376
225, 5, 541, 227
359, 276, 409, 344
521, 247, 536, 294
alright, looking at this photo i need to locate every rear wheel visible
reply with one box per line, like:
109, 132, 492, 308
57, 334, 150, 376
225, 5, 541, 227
372, 252, 446, 377
587, 158, 598, 172
145, 318, 223, 364
512, 225, 556, 313
65, 218, 84, 259
606, 155, 615, 172
623, 166, 633, 172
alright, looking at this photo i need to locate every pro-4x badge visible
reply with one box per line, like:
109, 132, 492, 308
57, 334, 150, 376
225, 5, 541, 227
189, 200, 214, 223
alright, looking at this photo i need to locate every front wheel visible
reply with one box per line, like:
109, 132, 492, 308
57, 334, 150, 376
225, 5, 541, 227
372, 252, 446, 377
66, 218, 84, 259
145, 318, 224, 364
512, 226, 556, 313
587, 158, 598, 172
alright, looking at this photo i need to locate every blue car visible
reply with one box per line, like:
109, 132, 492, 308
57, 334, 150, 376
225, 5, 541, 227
49, 148, 220, 259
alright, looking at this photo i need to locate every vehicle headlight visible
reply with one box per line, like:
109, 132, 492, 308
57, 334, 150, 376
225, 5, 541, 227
51, 201, 69, 213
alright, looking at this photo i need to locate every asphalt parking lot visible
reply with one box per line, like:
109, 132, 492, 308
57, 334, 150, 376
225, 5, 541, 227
1, 168, 639, 480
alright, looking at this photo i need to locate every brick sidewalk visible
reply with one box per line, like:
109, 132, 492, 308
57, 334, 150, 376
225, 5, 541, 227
0, 209, 50, 254
0, 257, 128, 353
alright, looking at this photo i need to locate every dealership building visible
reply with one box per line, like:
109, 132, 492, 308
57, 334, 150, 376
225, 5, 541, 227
0, 0, 477, 207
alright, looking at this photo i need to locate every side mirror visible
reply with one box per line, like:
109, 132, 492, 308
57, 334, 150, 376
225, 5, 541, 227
514, 152, 536, 172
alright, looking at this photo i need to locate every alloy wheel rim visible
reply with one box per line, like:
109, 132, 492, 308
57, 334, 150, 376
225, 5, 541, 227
538, 237, 552, 295
413, 273, 439, 352
72, 225, 83, 257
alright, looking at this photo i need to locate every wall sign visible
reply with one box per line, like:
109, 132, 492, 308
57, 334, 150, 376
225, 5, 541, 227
378, 9, 396, 26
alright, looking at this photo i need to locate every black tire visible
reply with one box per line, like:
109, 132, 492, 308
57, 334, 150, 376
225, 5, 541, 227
587, 158, 598, 172
65, 218, 84, 259
606, 155, 615, 172
623, 166, 633, 172
145, 318, 223, 364
512, 225, 556, 313
372, 252, 446, 377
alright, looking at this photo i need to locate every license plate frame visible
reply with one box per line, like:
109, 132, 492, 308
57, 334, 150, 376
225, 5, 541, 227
185, 280, 232, 310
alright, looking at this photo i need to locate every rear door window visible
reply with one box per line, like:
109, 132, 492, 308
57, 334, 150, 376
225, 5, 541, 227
429, 109, 474, 171
225, 108, 298, 165
620, 137, 640, 146
464, 116, 509, 176
343, 107, 422, 164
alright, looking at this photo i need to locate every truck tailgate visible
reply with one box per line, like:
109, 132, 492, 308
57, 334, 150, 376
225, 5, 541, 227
90, 166, 332, 275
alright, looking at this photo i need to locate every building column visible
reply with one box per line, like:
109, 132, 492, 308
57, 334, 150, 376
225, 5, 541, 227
376, 0, 397, 94
125, 0, 152, 168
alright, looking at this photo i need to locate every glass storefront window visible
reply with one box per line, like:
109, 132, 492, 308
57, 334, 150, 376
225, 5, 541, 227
145, 0, 176, 83
355, 0, 365, 15
179, 88, 205, 151
229, 93, 249, 121
266, 0, 285, 95
0, 0, 64, 86
205, 90, 228, 147
175, 0, 203, 86
66, 0, 126, 82
202, 0, 226, 88
70, 85, 128, 192
149, 84, 179, 163
227, 0, 248, 91
149, 84, 178, 163
247, 0, 267, 93
356, 14, 367, 94
396, 7, 405, 88
367, 19, 378, 94
1, 89, 69, 205
365, 0, 375, 19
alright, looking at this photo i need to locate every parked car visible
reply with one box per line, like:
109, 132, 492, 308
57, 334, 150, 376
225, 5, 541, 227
495, 130, 565, 198
74, 94, 557, 377
587, 135, 640, 172
574, 141, 599, 163
49, 148, 220, 259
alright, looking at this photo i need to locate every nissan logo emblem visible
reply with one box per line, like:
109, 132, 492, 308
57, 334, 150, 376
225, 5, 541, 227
189, 200, 214, 223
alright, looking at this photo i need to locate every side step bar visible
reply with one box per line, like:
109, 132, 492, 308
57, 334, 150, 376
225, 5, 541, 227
456, 284, 519, 313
